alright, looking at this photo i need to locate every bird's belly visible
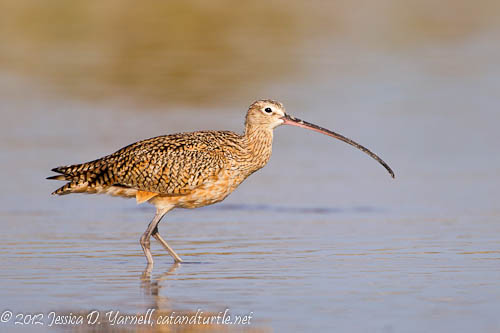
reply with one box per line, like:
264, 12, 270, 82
152, 170, 245, 209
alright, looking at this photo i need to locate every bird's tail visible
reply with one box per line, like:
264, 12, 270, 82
47, 159, 115, 195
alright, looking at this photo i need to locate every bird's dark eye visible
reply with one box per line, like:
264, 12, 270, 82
264, 107, 272, 113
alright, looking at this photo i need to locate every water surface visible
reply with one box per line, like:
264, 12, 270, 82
1, 1, 500, 332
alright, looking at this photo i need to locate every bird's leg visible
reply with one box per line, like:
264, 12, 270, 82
140, 207, 170, 265
152, 226, 183, 263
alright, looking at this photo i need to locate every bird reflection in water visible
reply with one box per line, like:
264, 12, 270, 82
141, 263, 180, 301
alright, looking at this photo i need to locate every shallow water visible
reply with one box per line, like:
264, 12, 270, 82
1, 1, 500, 332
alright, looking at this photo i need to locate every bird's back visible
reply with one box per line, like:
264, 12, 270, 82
49, 130, 244, 198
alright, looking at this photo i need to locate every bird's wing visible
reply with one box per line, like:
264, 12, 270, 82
50, 131, 236, 196
110, 132, 230, 195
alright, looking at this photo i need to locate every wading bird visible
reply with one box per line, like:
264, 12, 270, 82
48, 100, 394, 264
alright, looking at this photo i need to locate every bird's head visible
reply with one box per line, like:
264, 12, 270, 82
245, 99, 287, 130
245, 99, 395, 178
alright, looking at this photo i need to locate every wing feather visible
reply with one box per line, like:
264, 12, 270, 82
49, 131, 237, 196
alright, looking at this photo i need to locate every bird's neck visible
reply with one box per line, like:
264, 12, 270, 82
243, 124, 274, 169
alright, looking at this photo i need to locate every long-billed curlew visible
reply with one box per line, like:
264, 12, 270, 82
48, 100, 394, 264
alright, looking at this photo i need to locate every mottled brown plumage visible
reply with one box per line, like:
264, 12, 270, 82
48, 99, 394, 265
49, 100, 281, 205
50, 131, 241, 198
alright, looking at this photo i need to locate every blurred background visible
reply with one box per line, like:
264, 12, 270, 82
1, 1, 499, 332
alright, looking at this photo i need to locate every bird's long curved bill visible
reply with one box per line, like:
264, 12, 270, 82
281, 114, 395, 178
